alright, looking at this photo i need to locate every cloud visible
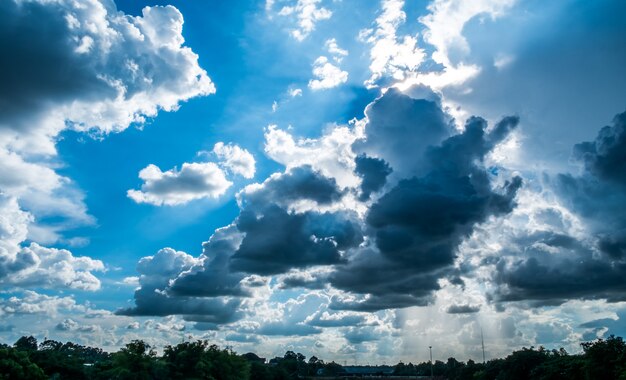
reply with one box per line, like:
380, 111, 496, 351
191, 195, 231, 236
0, 195, 104, 291
240, 165, 345, 209
419, 0, 516, 68
279, 269, 330, 290
276, 0, 332, 41
490, 110, 626, 305
289, 88, 303, 97
230, 167, 361, 277
308, 56, 348, 90
573, 111, 626, 188
306, 311, 367, 328
0, 0, 214, 248
344, 326, 381, 344
331, 91, 521, 311
212, 142, 256, 179
0, 0, 214, 141
325, 38, 348, 58
257, 293, 326, 336
169, 225, 248, 297
354, 154, 392, 201
2, 243, 105, 291
360, 0, 425, 87
230, 204, 362, 275
258, 322, 321, 336
353, 88, 452, 179
127, 162, 232, 206
446, 304, 481, 314
0, 291, 81, 317
116, 247, 243, 324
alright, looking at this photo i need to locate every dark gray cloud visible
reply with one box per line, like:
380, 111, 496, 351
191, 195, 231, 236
354, 155, 392, 201
331, 100, 521, 311
573, 111, 626, 187
330, 250, 439, 311
0, 0, 108, 129
446, 304, 481, 314
492, 110, 626, 305
228, 165, 363, 275
354, 88, 452, 178
122, 167, 363, 322
279, 272, 329, 290
369, 115, 520, 270
116, 248, 242, 324
242, 165, 345, 208
169, 226, 248, 297
230, 205, 362, 275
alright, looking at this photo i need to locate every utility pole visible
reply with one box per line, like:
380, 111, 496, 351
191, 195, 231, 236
429, 345, 434, 378
481, 328, 486, 364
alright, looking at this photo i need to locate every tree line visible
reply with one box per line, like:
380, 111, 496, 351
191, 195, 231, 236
1, 334, 625, 379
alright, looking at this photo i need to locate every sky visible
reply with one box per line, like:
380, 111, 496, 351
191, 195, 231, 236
0, 0, 626, 364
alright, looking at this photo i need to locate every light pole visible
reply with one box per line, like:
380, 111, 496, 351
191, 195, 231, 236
429, 345, 434, 379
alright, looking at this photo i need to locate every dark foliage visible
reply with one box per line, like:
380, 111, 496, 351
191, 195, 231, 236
1, 335, 625, 379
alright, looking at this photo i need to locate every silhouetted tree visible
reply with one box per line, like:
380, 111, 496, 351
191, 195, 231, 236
0, 346, 45, 380
581, 335, 626, 380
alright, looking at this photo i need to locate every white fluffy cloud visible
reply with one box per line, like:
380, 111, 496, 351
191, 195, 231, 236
128, 162, 232, 206
397, 0, 515, 91
275, 0, 332, 41
0, 195, 104, 291
264, 123, 363, 188
420, 0, 516, 68
213, 142, 256, 179
360, 0, 425, 87
325, 38, 348, 60
0, 291, 81, 317
308, 56, 349, 90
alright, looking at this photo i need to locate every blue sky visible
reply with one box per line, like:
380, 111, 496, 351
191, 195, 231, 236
1, 0, 626, 363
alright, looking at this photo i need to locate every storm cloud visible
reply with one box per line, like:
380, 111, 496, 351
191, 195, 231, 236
331, 93, 522, 311
492, 110, 626, 305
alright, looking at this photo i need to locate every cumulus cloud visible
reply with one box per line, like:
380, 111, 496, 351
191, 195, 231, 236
212, 142, 256, 179
3, 243, 105, 291
325, 38, 348, 59
121, 164, 362, 322
331, 91, 522, 311
264, 123, 363, 188
0, 291, 81, 317
0, 195, 104, 291
169, 225, 248, 298
360, 0, 425, 87
121, 88, 523, 326
127, 162, 232, 206
276, 0, 332, 41
0, 0, 214, 251
0, 0, 214, 141
353, 88, 452, 179
117, 247, 243, 325
230, 167, 363, 275
354, 154, 392, 201
490, 110, 626, 305
419, 0, 516, 68
308, 56, 348, 90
